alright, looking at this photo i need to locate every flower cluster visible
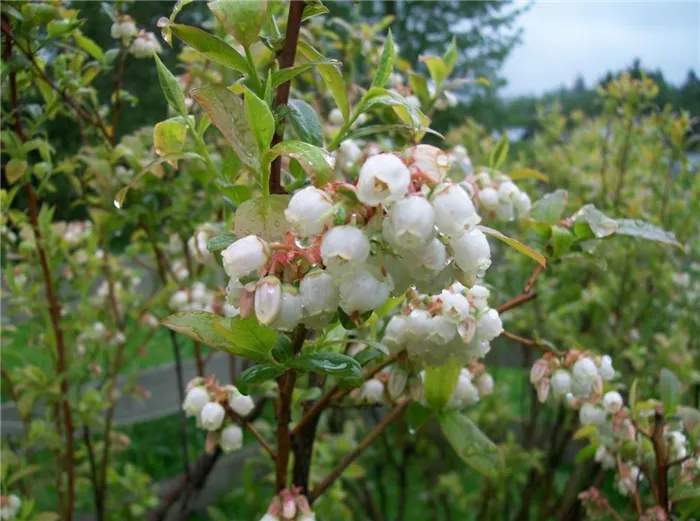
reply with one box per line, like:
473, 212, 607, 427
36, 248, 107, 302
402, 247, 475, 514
187, 223, 222, 265
110, 14, 138, 44
129, 31, 162, 58
261, 488, 315, 521
220, 145, 500, 336
530, 350, 616, 404
464, 170, 532, 221
0, 495, 21, 520
182, 377, 255, 453
169, 282, 225, 314
383, 283, 502, 366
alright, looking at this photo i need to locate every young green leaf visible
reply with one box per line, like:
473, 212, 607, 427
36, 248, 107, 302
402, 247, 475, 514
508, 167, 549, 182
190, 84, 260, 171
266, 141, 334, 187
270, 59, 339, 89
287, 99, 323, 147
572, 204, 618, 238
614, 219, 682, 249
443, 37, 458, 76
408, 72, 430, 107
74, 33, 104, 61
271, 334, 294, 363
372, 30, 395, 88
302, 1, 329, 21
423, 358, 461, 410
298, 41, 349, 122
154, 54, 188, 117
489, 132, 509, 169
287, 351, 363, 384
243, 87, 275, 153
233, 195, 291, 242
551, 226, 577, 258
530, 189, 569, 225
438, 410, 504, 477
208, 0, 268, 49
236, 363, 287, 394
478, 225, 547, 267
206, 233, 237, 252
421, 55, 448, 88
5, 159, 28, 185
660, 368, 681, 415
168, 23, 250, 75
153, 120, 187, 159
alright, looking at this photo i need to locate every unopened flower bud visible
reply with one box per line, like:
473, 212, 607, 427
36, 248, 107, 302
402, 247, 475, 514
497, 181, 520, 203
219, 424, 243, 452
468, 285, 490, 311
572, 357, 599, 387
221, 235, 269, 279
514, 192, 532, 216
356, 153, 411, 206
300, 270, 339, 316
440, 291, 470, 322
285, 186, 334, 237
551, 370, 572, 396
448, 369, 480, 409
183, 386, 210, 417
476, 373, 494, 396
255, 276, 283, 326
579, 402, 606, 426
479, 187, 499, 210
451, 229, 491, 280
598, 355, 615, 381
388, 366, 408, 400
338, 268, 391, 314
360, 379, 385, 403
229, 387, 255, 417
320, 226, 370, 274
383, 195, 435, 249
268, 286, 303, 332
602, 391, 623, 414
199, 402, 226, 431
384, 315, 409, 352
476, 309, 503, 343
328, 108, 344, 126
431, 183, 481, 236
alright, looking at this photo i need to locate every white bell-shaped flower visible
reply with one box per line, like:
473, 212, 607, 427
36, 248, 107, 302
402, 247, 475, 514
572, 357, 599, 387
383, 195, 435, 249
407, 144, 451, 184
495, 202, 515, 221
300, 269, 339, 316
468, 285, 490, 311
451, 228, 491, 279
594, 446, 616, 470
183, 386, 210, 417
384, 315, 409, 352
440, 291, 470, 322
169, 290, 189, 311
285, 186, 334, 237
254, 276, 283, 326
602, 391, 623, 414
497, 181, 520, 203
328, 108, 344, 126
598, 355, 615, 381
403, 237, 447, 278
360, 379, 385, 403
430, 183, 481, 236
338, 267, 391, 314
476, 308, 503, 342
476, 373, 494, 396
229, 387, 255, 417
320, 226, 370, 274
427, 315, 457, 345
579, 402, 606, 426
514, 192, 532, 216
268, 286, 303, 331
448, 369, 480, 408
479, 187, 499, 210
221, 235, 269, 279
356, 153, 411, 206
551, 370, 572, 396
407, 309, 433, 340
219, 424, 243, 452
199, 402, 226, 431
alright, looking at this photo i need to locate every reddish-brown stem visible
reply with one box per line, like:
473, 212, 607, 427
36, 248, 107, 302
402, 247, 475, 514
291, 352, 401, 437
650, 411, 669, 513
502, 330, 557, 355
309, 397, 411, 503
496, 291, 537, 314
269, 0, 305, 194
194, 343, 205, 378
275, 325, 307, 491
3, 17, 75, 519
524, 264, 544, 293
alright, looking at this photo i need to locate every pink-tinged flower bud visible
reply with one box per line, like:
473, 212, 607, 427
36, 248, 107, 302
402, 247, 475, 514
356, 153, 411, 206
255, 276, 283, 326
229, 387, 255, 417
383, 195, 435, 249
430, 183, 481, 236
219, 424, 243, 452
603, 391, 623, 414
476, 308, 503, 343
530, 359, 549, 384
478, 187, 499, 210
239, 289, 255, 318
300, 270, 339, 316
477, 373, 494, 396
338, 268, 391, 314
441, 290, 470, 322
221, 235, 269, 279
457, 316, 477, 343
320, 226, 370, 274
199, 402, 225, 431
536, 378, 551, 403
407, 144, 451, 184
360, 379, 385, 403
579, 403, 606, 426
183, 386, 210, 417
551, 370, 572, 396
384, 315, 409, 353
281, 491, 296, 519
285, 187, 334, 237
450, 229, 491, 280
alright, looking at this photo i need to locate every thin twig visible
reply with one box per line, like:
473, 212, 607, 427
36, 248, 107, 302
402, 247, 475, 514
496, 292, 537, 314
309, 397, 410, 503
83, 426, 103, 521
502, 330, 557, 355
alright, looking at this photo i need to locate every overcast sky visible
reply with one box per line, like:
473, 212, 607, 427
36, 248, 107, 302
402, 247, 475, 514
501, 0, 700, 97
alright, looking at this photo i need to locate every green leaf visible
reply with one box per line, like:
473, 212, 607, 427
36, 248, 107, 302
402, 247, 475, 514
266, 141, 334, 187
270, 59, 339, 88
372, 30, 395, 88
170, 0, 195, 21
206, 233, 237, 252
508, 167, 548, 182
190, 85, 260, 171
34, 513, 61, 521
408, 72, 430, 107
243, 87, 275, 152
407, 402, 433, 433
233, 195, 291, 241
236, 363, 286, 394
489, 132, 509, 169
572, 425, 597, 440
154, 54, 188, 117
438, 410, 504, 477
478, 225, 547, 267
168, 24, 250, 75
551, 226, 576, 258
614, 219, 682, 249
530, 189, 568, 225
5, 159, 28, 184
287, 351, 363, 384
344, 123, 443, 142
660, 368, 681, 415
153, 120, 187, 158
163, 312, 277, 362
114, 153, 202, 208
271, 334, 293, 363
74, 33, 104, 61
421, 56, 448, 88
353, 347, 384, 367
298, 41, 349, 122
423, 359, 461, 410
302, 1, 329, 20
443, 37, 458, 76
357, 87, 424, 129
208, 0, 268, 48
572, 204, 618, 238
287, 100, 323, 147
574, 444, 597, 465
